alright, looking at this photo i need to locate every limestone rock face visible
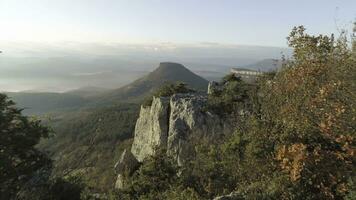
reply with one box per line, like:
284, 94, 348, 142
115, 93, 235, 189
130, 93, 233, 165
114, 149, 139, 174
208, 81, 222, 95
167, 94, 233, 165
114, 149, 140, 189
131, 96, 170, 162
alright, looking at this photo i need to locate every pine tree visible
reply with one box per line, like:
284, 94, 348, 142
0, 94, 52, 199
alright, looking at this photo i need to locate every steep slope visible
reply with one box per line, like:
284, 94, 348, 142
94, 62, 209, 104
39, 103, 139, 191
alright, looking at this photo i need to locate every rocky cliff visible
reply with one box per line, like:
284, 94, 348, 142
115, 92, 234, 189
131, 96, 170, 162
166, 94, 233, 165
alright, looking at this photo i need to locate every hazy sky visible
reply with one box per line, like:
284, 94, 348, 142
0, 0, 355, 47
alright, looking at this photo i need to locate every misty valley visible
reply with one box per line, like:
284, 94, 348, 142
1, 1, 355, 200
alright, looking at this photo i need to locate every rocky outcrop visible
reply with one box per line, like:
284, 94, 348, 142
131, 96, 170, 162
115, 91, 235, 189
130, 93, 234, 165
167, 94, 233, 165
208, 81, 223, 95
114, 149, 140, 189
114, 149, 139, 174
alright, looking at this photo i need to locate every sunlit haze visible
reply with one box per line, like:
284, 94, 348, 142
0, 0, 355, 92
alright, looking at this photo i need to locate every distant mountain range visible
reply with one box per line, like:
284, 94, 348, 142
0, 42, 292, 92
6, 58, 286, 115
7, 62, 209, 114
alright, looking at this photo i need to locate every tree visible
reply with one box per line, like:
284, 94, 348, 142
116, 148, 181, 200
255, 26, 356, 199
0, 94, 52, 199
207, 73, 256, 115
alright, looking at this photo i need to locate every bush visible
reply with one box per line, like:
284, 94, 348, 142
115, 148, 181, 199
206, 74, 257, 116
142, 82, 195, 107
240, 26, 356, 199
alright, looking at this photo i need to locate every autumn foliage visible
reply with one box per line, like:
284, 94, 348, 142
114, 26, 355, 200
260, 26, 356, 199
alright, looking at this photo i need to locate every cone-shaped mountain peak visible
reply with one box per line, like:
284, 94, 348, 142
145, 62, 208, 86
96, 62, 208, 104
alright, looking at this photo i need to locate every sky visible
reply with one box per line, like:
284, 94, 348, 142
0, 0, 355, 47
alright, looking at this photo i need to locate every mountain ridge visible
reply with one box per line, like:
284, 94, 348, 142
93, 62, 209, 105
6, 62, 209, 114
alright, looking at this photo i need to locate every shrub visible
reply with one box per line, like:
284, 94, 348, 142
206, 74, 257, 116
142, 82, 195, 107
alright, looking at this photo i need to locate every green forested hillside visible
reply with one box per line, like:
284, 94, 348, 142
6, 92, 89, 115
39, 103, 140, 192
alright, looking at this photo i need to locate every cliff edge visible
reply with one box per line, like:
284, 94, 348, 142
115, 91, 234, 189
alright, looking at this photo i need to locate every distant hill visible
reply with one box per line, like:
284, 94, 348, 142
5, 62, 209, 114
6, 92, 88, 115
94, 62, 209, 104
